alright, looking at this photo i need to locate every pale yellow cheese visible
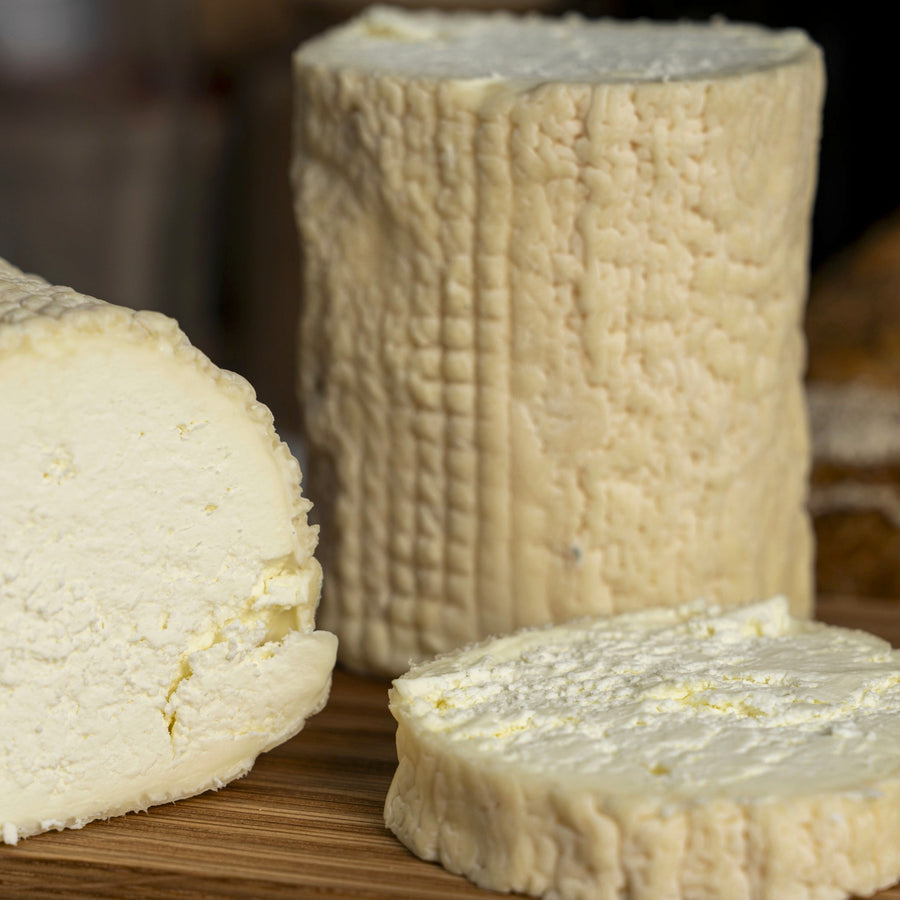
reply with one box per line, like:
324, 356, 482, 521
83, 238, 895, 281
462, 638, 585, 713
386, 597, 900, 900
292, 7, 825, 676
0, 258, 337, 843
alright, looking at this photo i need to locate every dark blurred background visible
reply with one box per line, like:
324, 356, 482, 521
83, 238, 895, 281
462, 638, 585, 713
0, 0, 894, 439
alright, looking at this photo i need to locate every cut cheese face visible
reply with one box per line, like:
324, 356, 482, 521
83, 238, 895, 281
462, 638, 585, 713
386, 597, 900, 899
0, 258, 337, 844
292, 8, 825, 676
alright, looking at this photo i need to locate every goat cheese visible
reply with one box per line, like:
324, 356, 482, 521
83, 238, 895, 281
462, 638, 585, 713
0, 259, 337, 844
292, 8, 825, 676
386, 597, 900, 899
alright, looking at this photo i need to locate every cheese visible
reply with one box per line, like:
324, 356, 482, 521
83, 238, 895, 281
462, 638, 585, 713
385, 597, 900, 899
0, 259, 337, 844
292, 8, 825, 676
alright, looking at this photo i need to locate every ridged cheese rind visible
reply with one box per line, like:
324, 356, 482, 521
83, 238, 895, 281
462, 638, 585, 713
385, 598, 900, 899
292, 9, 825, 676
0, 259, 337, 844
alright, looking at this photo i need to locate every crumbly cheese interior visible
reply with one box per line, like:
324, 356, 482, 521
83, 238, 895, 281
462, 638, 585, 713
0, 265, 336, 844
300, 6, 810, 84
393, 598, 900, 801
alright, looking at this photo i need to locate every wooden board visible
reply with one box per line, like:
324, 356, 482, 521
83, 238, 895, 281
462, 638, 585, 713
2, 594, 900, 899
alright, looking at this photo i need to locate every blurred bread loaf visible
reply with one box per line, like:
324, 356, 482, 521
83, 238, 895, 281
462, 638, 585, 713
807, 211, 900, 598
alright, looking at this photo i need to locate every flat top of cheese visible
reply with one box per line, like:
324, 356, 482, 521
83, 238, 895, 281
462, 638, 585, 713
296, 6, 814, 85
391, 598, 900, 802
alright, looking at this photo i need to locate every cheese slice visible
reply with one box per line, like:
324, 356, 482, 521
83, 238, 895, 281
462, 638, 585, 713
292, 8, 825, 676
0, 258, 337, 844
386, 597, 900, 899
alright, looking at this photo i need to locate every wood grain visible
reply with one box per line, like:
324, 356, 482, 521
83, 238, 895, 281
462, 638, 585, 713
1, 596, 899, 899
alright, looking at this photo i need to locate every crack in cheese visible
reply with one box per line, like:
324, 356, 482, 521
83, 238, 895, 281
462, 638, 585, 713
292, 8, 825, 676
386, 597, 900, 899
0, 259, 337, 844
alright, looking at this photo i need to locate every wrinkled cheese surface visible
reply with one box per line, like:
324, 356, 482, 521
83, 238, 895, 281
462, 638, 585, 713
293, 8, 824, 677
0, 259, 337, 844
386, 599, 900, 899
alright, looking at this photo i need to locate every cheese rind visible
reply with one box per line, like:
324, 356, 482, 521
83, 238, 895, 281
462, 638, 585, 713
0, 259, 337, 844
292, 9, 824, 676
385, 598, 900, 899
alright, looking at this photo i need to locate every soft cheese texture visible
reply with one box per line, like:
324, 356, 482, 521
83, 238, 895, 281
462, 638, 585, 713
0, 258, 337, 844
386, 598, 900, 899
292, 8, 825, 676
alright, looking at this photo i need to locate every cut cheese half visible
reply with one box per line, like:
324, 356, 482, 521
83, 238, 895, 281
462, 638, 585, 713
386, 597, 900, 900
0, 258, 337, 844
293, 8, 825, 676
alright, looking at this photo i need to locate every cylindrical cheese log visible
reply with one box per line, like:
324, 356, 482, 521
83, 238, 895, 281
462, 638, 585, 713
292, 8, 825, 676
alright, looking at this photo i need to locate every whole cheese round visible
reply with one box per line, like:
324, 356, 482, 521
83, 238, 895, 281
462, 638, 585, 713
386, 597, 900, 899
0, 259, 337, 844
292, 7, 825, 676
